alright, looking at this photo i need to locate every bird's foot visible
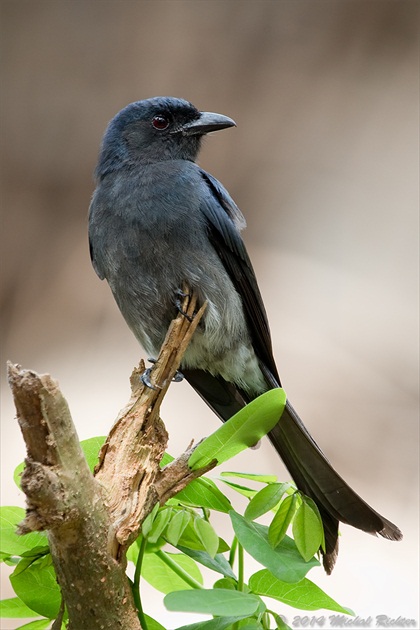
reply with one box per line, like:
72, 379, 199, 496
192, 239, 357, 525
140, 366, 161, 390
175, 288, 194, 322
141, 357, 184, 388
172, 370, 184, 383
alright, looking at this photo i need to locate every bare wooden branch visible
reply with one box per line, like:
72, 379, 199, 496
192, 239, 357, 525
8, 364, 141, 630
95, 292, 210, 554
8, 291, 212, 629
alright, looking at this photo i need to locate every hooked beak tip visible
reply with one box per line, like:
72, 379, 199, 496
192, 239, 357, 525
180, 111, 236, 136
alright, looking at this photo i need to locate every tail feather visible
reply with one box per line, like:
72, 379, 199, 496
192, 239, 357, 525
269, 401, 402, 572
183, 369, 402, 573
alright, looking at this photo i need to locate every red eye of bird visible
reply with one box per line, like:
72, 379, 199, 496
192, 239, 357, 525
152, 115, 170, 130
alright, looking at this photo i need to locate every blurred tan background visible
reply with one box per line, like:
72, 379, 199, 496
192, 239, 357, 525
1, 1, 418, 628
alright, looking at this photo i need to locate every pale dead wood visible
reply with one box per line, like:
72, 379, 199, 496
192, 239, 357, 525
95, 292, 212, 555
8, 291, 213, 629
8, 363, 141, 630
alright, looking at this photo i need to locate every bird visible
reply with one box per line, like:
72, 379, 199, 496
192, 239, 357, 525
88, 96, 402, 573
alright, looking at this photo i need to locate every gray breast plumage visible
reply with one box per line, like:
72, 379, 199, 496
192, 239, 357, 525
89, 161, 267, 396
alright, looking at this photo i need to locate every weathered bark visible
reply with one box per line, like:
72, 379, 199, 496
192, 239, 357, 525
8, 292, 213, 629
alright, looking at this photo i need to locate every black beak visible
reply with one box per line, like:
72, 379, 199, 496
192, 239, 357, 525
179, 111, 236, 136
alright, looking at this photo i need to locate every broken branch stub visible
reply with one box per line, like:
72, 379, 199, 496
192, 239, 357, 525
95, 291, 210, 551
8, 363, 141, 630
7, 290, 212, 629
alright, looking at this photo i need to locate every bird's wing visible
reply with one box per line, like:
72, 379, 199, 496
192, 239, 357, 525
88, 192, 106, 280
199, 169, 280, 385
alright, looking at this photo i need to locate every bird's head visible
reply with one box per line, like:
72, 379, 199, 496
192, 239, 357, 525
95, 97, 236, 180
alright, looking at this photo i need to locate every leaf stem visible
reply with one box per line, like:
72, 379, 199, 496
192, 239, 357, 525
156, 550, 204, 589
133, 536, 148, 629
231, 539, 245, 630
237, 542, 244, 591
229, 535, 238, 567
262, 611, 270, 629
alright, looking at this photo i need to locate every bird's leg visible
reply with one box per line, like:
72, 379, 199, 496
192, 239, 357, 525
174, 288, 194, 322
140, 359, 161, 390
172, 370, 184, 383
141, 358, 184, 390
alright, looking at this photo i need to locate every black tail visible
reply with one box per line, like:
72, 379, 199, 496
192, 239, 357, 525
270, 400, 402, 573
183, 368, 402, 573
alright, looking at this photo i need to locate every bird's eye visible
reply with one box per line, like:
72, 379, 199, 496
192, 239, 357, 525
152, 115, 170, 130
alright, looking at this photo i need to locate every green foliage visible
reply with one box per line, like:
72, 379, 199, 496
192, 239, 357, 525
14, 621, 54, 629
80, 436, 108, 472
1, 390, 353, 628
177, 546, 236, 580
176, 616, 253, 630
164, 588, 262, 615
230, 511, 319, 583
0, 597, 42, 619
293, 497, 325, 561
268, 493, 299, 548
245, 482, 290, 521
144, 614, 166, 630
10, 554, 61, 619
249, 570, 353, 614
218, 478, 258, 499
193, 516, 219, 558
175, 477, 232, 513
188, 389, 286, 470
141, 552, 204, 593
0, 507, 48, 558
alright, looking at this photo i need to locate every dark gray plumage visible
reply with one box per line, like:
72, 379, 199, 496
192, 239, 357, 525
88, 96, 402, 573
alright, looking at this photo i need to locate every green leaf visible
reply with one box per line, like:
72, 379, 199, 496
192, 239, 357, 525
245, 483, 290, 521
10, 555, 37, 577
144, 614, 166, 630
293, 498, 324, 561
219, 480, 258, 499
126, 536, 142, 564
0, 596, 41, 618
15, 621, 52, 630
175, 521, 209, 553
194, 518, 219, 558
230, 511, 319, 583
188, 389, 286, 469
220, 471, 278, 484
165, 510, 191, 547
146, 538, 167, 554
237, 622, 263, 630
175, 477, 232, 513
160, 451, 174, 466
142, 502, 160, 537
13, 462, 25, 490
162, 453, 234, 512
254, 597, 266, 617
302, 496, 326, 552
127, 534, 168, 564
268, 493, 299, 548
141, 551, 203, 594
217, 538, 230, 553
165, 588, 261, 616
21, 546, 50, 559
273, 617, 292, 630
148, 508, 173, 543
213, 577, 237, 590
10, 554, 61, 619
249, 569, 353, 613
80, 436, 107, 472
177, 546, 237, 580
0, 507, 48, 558
176, 617, 249, 630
